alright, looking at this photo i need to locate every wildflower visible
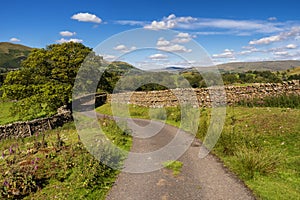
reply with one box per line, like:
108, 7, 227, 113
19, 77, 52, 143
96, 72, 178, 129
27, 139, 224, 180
9, 146, 14, 154
3, 180, 8, 187
1, 152, 4, 159
34, 165, 38, 170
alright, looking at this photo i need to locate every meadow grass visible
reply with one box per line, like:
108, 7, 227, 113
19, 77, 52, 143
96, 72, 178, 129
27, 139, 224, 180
97, 103, 300, 200
0, 119, 132, 199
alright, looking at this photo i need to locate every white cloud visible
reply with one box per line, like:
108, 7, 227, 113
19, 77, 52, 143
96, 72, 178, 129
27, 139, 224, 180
249, 26, 300, 45
71, 12, 102, 23
60, 31, 76, 37
156, 38, 171, 46
212, 49, 235, 59
144, 14, 197, 30
249, 35, 281, 45
9, 37, 20, 42
268, 17, 277, 21
158, 44, 192, 53
239, 47, 259, 55
286, 44, 297, 49
144, 20, 174, 30
113, 44, 136, 53
56, 38, 83, 43
143, 14, 283, 34
177, 32, 190, 38
156, 36, 192, 53
149, 53, 168, 60
172, 32, 192, 43
274, 51, 289, 56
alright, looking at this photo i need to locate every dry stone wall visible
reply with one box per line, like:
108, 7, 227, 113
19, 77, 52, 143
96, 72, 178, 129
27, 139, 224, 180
0, 109, 72, 140
0, 93, 107, 141
108, 80, 300, 107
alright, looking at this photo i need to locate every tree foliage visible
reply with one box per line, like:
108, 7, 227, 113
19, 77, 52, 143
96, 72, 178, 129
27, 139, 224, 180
1, 42, 92, 120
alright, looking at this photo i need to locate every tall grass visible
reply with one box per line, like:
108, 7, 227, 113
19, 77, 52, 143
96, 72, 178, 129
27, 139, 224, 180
237, 94, 300, 109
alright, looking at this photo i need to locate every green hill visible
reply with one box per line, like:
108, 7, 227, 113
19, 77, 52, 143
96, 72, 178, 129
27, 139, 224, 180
217, 60, 300, 72
0, 42, 33, 71
191, 60, 300, 73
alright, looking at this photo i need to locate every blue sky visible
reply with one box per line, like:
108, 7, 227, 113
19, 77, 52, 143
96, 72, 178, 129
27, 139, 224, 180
1, 0, 300, 66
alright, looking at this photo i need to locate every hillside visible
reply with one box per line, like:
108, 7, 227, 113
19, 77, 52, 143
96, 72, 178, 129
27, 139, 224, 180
0, 42, 33, 71
287, 66, 300, 75
215, 60, 300, 72
107, 61, 141, 74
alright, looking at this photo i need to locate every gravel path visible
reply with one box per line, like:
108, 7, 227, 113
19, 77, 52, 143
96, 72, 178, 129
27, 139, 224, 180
103, 117, 256, 200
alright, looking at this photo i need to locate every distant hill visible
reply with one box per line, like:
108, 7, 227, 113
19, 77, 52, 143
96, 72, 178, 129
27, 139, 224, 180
0, 42, 33, 71
147, 66, 185, 72
107, 61, 142, 74
213, 60, 300, 73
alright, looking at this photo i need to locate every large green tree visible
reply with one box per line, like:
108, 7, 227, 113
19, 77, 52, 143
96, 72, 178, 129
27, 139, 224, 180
1, 42, 93, 120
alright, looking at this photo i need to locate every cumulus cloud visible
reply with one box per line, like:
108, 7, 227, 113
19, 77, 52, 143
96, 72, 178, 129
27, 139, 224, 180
274, 51, 289, 56
60, 31, 76, 37
113, 44, 136, 53
144, 20, 174, 30
286, 44, 297, 49
156, 37, 192, 53
56, 38, 83, 43
158, 44, 192, 53
249, 35, 281, 45
212, 49, 235, 59
149, 53, 168, 60
9, 37, 20, 42
249, 26, 300, 45
156, 38, 171, 46
172, 32, 193, 43
239, 47, 260, 55
71, 12, 102, 23
144, 14, 197, 30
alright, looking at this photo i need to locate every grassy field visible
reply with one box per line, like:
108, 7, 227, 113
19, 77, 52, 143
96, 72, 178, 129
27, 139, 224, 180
0, 101, 20, 125
287, 66, 300, 75
97, 104, 300, 200
0, 119, 132, 199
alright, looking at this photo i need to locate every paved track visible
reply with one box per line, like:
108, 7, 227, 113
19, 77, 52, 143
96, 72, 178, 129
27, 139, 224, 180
102, 116, 256, 200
